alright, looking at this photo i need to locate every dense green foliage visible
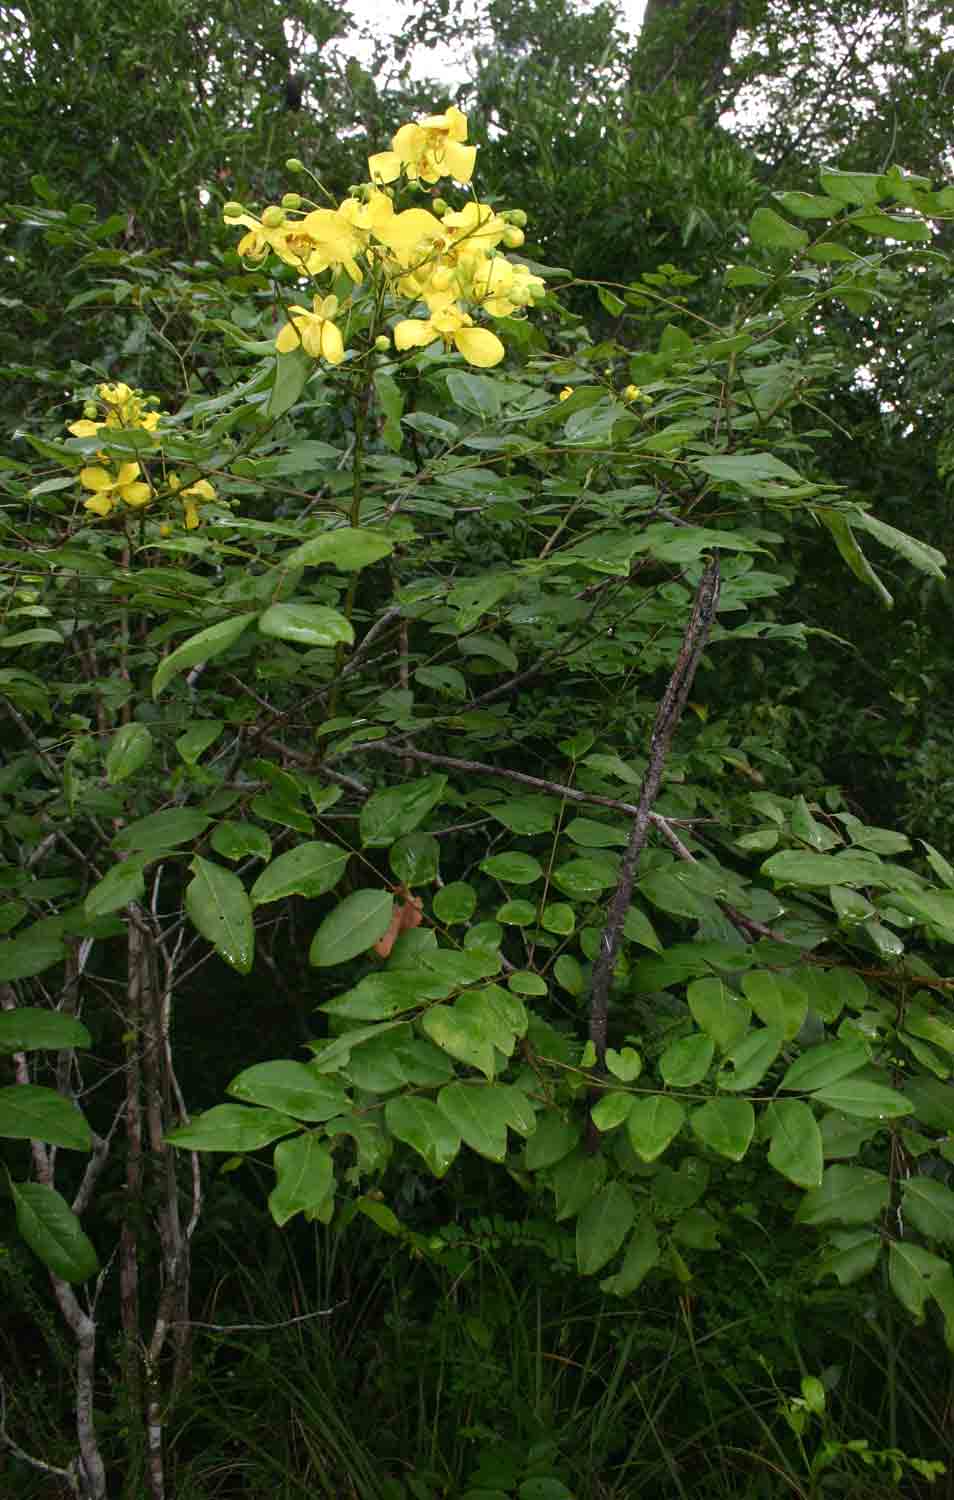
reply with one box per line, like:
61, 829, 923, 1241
3, 3, 954, 1498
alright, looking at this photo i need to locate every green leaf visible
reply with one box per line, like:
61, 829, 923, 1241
268, 1133, 334, 1227
519, 1481, 573, 1500
552, 859, 618, 897
626, 1096, 685, 1162
818, 1229, 882, 1285
889, 1240, 953, 1320
422, 1003, 497, 1079
591, 1091, 634, 1132
0, 1009, 90, 1054
541, 902, 575, 935
250, 842, 348, 905
600, 1216, 660, 1295
309, 890, 394, 967
576, 1182, 636, 1274
166, 1104, 297, 1152
153, 613, 257, 698
606, 1046, 642, 1082
902, 1177, 954, 1245
385, 1095, 461, 1177
228, 1061, 349, 1121
268, 346, 310, 418
175, 719, 224, 765
436, 1082, 529, 1161
113, 809, 211, 853
815, 509, 892, 606
0, 929, 66, 980
0, 1083, 91, 1148
480, 852, 543, 884
691, 1098, 755, 1161
749, 207, 809, 252
185, 856, 254, 974
622, 905, 662, 952
415, 665, 467, 698
673, 1207, 722, 1250
360, 775, 447, 848
659, 1034, 714, 1087
553, 954, 584, 995
458, 633, 518, 672
432, 881, 477, 923
764, 1099, 823, 1189
760, 849, 889, 888
796, 1166, 890, 1226
211, 822, 272, 862
488, 796, 557, 834
780, 1040, 869, 1093
285, 527, 393, 572
498, 902, 540, 926
524, 1110, 580, 1170
772, 191, 842, 218
848, 509, 946, 579
716, 1028, 783, 1091
104, 722, 153, 784
819, 166, 884, 206
738, 973, 802, 1041
446, 370, 503, 419
390, 833, 439, 888
10, 1181, 99, 1282
811, 1079, 911, 1119
84, 857, 148, 918
258, 602, 354, 648
321, 970, 449, 1020
687, 978, 750, 1052
563, 817, 628, 848
852, 210, 931, 242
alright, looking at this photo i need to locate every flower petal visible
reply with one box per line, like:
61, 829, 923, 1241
454, 326, 505, 368
394, 318, 438, 352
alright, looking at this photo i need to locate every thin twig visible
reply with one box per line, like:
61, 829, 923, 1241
587, 555, 721, 1074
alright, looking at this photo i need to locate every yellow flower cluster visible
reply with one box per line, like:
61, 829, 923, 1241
66, 383, 217, 528
67, 381, 162, 439
223, 105, 544, 370
67, 383, 163, 520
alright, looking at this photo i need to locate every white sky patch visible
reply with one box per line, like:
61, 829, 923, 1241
335, 0, 648, 85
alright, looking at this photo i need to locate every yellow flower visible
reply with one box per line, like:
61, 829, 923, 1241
559, 386, 573, 402
80, 461, 152, 518
178, 478, 215, 531
368, 105, 476, 186
442, 201, 506, 261
98, 382, 134, 407
394, 304, 504, 368
376, 206, 446, 270
275, 294, 345, 364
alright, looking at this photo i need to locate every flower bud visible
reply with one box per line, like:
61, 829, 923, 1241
374, 335, 391, 351
223, 201, 245, 218
285, 158, 304, 173
83, 402, 98, 419
509, 209, 528, 228
503, 225, 525, 248
281, 193, 302, 210
261, 205, 286, 228
432, 197, 449, 217
559, 386, 573, 402
623, 384, 641, 402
